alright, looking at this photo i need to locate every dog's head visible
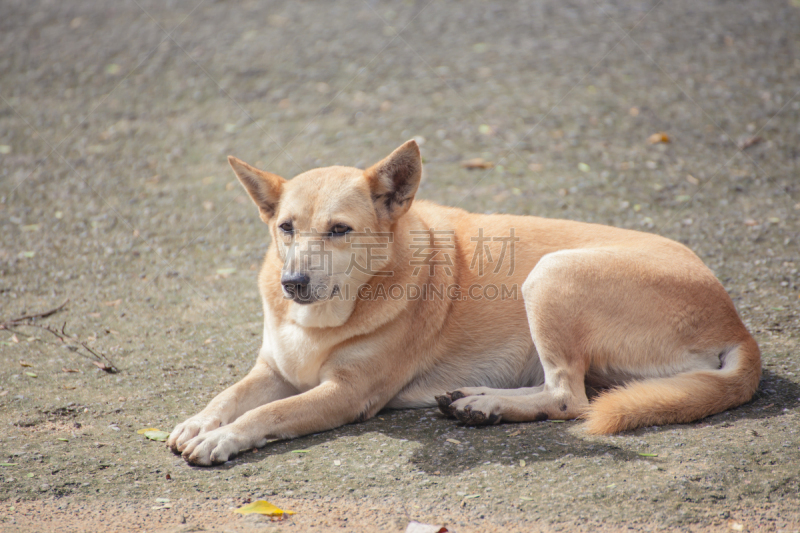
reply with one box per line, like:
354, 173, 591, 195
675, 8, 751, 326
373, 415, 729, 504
228, 140, 422, 327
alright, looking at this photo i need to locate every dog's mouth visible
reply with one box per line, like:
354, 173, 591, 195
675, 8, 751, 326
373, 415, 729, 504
283, 284, 338, 305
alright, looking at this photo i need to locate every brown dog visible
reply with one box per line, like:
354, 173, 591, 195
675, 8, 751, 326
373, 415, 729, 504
167, 140, 760, 465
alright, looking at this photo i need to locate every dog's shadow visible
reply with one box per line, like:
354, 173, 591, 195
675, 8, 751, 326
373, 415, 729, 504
205, 369, 799, 475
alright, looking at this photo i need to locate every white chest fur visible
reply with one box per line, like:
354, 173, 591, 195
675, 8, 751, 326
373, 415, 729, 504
259, 318, 331, 393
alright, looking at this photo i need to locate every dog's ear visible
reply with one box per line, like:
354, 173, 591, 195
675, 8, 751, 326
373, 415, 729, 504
227, 156, 286, 223
364, 140, 422, 222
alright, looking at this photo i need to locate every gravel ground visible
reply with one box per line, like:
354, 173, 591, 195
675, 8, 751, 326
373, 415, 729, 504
1, 0, 799, 531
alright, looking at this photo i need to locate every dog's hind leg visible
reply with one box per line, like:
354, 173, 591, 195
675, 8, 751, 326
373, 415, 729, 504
436, 385, 545, 418
441, 252, 595, 425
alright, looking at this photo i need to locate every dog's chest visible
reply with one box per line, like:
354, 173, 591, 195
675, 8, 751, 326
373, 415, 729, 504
262, 322, 330, 392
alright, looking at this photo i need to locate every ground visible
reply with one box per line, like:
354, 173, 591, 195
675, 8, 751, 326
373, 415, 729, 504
1, 0, 799, 531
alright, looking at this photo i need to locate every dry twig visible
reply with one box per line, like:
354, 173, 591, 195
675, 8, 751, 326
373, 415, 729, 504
1, 300, 119, 373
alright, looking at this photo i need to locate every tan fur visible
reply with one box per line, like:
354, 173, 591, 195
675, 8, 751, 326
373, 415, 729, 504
167, 140, 761, 465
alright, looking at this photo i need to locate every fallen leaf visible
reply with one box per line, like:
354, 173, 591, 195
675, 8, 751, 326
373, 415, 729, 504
0, 463, 17, 467
137, 428, 161, 434
20, 251, 35, 258
606, 483, 617, 488
578, 162, 591, 172
743, 218, 758, 226
463, 494, 480, 499
647, 132, 670, 144
291, 449, 310, 453
62, 368, 80, 373
26, 473, 34, 478
233, 500, 295, 517
102, 299, 122, 307
92, 361, 113, 372
686, 174, 699, 185
143, 430, 170, 442
738, 136, 762, 150
11, 334, 19, 344
507, 430, 521, 437
216, 267, 237, 277
152, 504, 172, 510
21, 224, 40, 232
25, 372, 37, 378
638, 452, 658, 457
519, 459, 526, 467
446, 438, 462, 445
520, 496, 534, 501
155, 498, 170, 503
460, 158, 494, 170
333, 460, 341, 466
19, 360, 32, 367
57, 438, 69, 442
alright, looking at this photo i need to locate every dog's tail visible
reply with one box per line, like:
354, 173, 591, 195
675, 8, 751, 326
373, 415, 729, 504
583, 336, 761, 434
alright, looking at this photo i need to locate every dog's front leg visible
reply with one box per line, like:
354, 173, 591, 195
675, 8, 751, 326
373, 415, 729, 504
179, 370, 382, 466
167, 360, 297, 454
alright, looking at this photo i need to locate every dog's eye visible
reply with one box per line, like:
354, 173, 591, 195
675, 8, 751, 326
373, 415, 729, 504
330, 223, 351, 236
279, 221, 294, 233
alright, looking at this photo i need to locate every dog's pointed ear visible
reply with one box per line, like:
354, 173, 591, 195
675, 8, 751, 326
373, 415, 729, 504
227, 156, 286, 223
364, 140, 422, 222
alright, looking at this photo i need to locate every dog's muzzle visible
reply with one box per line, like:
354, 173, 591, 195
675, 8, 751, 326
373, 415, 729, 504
281, 271, 314, 304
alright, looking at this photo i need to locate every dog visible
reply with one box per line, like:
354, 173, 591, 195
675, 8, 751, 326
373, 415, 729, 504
167, 140, 761, 465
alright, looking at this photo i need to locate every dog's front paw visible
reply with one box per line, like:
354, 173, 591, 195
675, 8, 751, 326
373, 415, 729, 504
167, 414, 223, 454
180, 427, 247, 466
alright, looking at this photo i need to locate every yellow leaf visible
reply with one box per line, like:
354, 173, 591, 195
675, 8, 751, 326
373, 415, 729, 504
233, 500, 295, 516
446, 438, 461, 445
647, 132, 670, 144
137, 427, 161, 434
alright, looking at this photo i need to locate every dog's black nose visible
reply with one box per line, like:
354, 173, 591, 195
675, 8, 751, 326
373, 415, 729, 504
281, 272, 310, 296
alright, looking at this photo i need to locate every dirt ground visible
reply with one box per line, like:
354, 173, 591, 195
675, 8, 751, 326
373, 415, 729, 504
1, 0, 799, 531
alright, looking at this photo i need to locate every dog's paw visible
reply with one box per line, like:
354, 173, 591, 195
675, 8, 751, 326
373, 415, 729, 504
451, 396, 502, 426
436, 388, 490, 418
435, 392, 457, 418
180, 427, 246, 466
167, 414, 223, 454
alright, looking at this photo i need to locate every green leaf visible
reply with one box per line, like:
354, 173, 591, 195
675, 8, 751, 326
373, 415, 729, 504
26, 473, 34, 478
25, 372, 37, 378
291, 449, 310, 454
57, 438, 69, 442
0, 463, 17, 466
216, 267, 237, 276
143, 430, 170, 442
638, 452, 658, 457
